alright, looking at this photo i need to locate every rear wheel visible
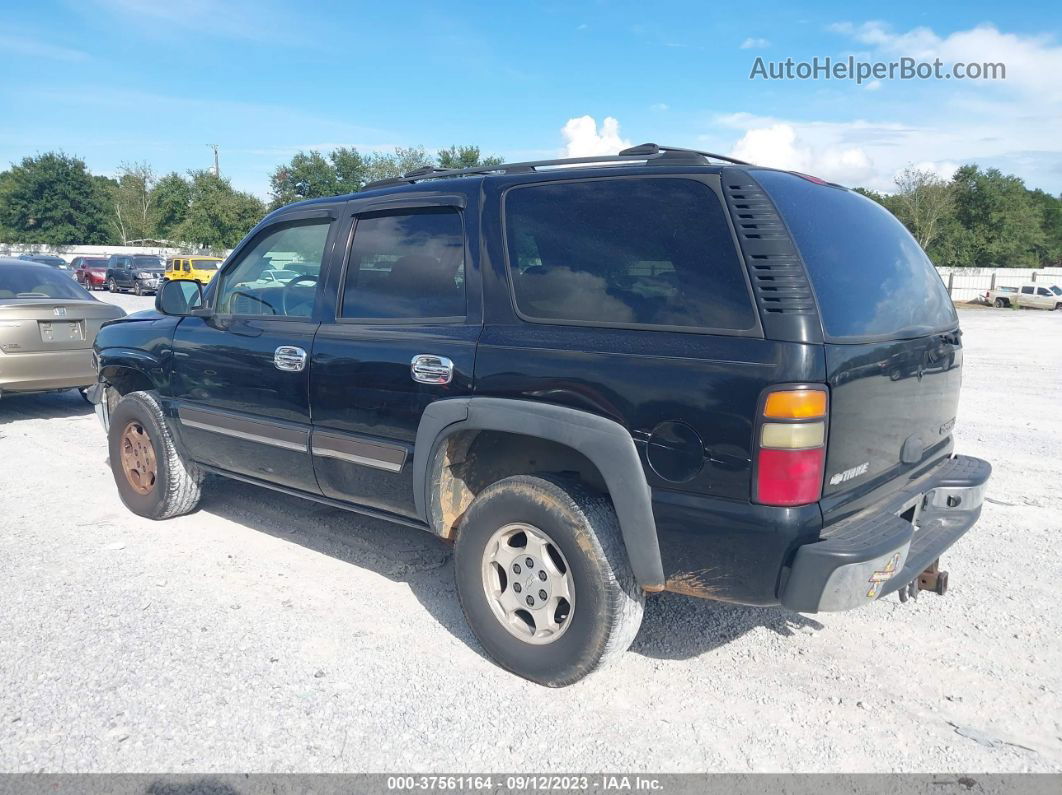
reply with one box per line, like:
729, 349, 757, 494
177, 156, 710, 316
994, 298, 1006, 308
107, 391, 202, 519
453, 475, 643, 687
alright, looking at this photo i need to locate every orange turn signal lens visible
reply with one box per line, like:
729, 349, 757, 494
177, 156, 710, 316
763, 389, 827, 420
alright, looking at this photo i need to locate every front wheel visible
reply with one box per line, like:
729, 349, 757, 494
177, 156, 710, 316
108, 278, 118, 293
454, 475, 644, 687
133, 281, 143, 296
107, 391, 203, 520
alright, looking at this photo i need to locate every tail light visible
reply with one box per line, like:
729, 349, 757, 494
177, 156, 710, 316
754, 386, 828, 507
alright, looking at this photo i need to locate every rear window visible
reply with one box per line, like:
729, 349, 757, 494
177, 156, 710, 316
504, 177, 756, 332
753, 170, 957, 341
0, 264, 93, 299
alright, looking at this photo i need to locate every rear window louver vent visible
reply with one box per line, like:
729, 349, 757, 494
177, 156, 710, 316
722, 174, 816, 316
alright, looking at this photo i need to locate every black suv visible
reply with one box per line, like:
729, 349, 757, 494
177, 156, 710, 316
91, 144, 990, 686
104, 254, 165, 295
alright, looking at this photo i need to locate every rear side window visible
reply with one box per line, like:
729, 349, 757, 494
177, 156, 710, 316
1021, 286, 1034, 295
341, 207, 465, 320
753, 170, 957, 341
504, 178, 756, 332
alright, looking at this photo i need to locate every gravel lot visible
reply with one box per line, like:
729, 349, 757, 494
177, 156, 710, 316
1, 292, 1060, 773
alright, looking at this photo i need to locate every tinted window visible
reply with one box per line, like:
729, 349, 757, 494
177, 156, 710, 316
754, 170, 957, 341
341, 207, 465, 319
1021, 286, 1034, 294
1051, 286, 1062, 296
217, 220, 331, 317
133, 256, 163, 269
0, 264, 93, 299
504, 178, 755, 331
1037, 288, 1051, 296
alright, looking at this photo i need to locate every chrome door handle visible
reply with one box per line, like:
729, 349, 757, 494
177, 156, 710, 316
274, 345, 307, 372
411, 354, 454, 385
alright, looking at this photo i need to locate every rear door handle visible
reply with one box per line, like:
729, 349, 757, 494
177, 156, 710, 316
411, 354, 454, 385
274, 345, 307, 372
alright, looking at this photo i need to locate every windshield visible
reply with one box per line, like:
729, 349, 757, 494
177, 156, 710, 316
754, 170, 958, 342
30, 257, 69, 268
191, 260, 221, 270
0, 264, 94, 299
1051, 286, 1062, 296
132, 257, 163, 269
84, 258, 109, 268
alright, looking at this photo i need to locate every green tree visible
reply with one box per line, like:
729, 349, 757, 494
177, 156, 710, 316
332, 147, 369, 194
889, 168, 955, 253
268, 151, 339, 208
951, 165, 1045, 267
364, 146, 434, 184
175, 170, 264, 248
111, 161, 157, 243
151, 172, 192, 240
436, 145, 503, 170
0, 152, 113, 244
1027, 188, 1062, 266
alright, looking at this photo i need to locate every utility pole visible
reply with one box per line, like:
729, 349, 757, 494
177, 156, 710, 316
207, 144, 219, 177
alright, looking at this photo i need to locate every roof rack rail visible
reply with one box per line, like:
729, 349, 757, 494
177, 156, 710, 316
361, 143, 752, 190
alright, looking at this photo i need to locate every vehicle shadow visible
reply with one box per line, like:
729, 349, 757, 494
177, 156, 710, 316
198, 479, 823, 665
0, 389, 92, 426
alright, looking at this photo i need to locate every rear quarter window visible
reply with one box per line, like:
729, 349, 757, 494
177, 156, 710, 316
504, 177, 757, 333
753, 170, 957, 342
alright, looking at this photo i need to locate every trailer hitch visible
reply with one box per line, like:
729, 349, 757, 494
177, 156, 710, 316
898, 559, 949, 603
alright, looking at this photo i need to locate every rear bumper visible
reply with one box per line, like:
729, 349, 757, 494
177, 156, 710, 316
781, 455, 991, 612
0, 348, 96, 393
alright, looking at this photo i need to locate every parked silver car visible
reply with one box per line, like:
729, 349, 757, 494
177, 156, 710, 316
0, 258, 125, 397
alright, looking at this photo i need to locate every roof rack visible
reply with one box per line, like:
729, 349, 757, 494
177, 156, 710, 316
361, 143, 752, 190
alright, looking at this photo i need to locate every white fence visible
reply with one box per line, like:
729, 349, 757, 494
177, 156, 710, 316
935, 267, 1062, 302
0, 243, 232, 262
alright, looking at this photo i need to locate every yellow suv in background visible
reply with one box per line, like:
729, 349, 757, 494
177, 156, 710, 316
165, 256, 224, 284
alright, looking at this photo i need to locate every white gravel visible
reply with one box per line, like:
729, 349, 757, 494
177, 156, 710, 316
1, 294, 1060, 772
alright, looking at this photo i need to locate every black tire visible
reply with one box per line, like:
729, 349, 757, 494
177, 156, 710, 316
994, 298, 1006, 308
108, 278, 118, 293
107, 391, 203, 520
133, 281, 143, 296
453, 475, 644, 687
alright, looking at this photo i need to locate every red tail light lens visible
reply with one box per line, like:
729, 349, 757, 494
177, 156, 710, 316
754, 386, 828, 507
756, 448, 826, 506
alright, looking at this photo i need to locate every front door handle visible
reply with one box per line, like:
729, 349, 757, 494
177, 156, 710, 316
411, 354, 454, 385
274, 345, 307, 372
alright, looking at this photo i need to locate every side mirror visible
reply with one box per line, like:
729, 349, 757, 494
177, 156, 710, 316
156, 279, 205, 316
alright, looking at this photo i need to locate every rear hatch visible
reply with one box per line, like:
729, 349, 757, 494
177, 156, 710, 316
754, 170, 962, 518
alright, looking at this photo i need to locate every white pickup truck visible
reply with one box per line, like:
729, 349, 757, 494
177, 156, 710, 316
985, 283, 1062, 310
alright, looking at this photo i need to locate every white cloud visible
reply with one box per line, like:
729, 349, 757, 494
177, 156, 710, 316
650, 103, 670, 112
740, 37, 770, 49
829, 20, 1062, 100
561, 116, 632, 157
904, 161, 960, 182
728, 123, 876, 185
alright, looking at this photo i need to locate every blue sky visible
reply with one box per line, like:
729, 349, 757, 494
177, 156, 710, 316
2, 0, 1060, 198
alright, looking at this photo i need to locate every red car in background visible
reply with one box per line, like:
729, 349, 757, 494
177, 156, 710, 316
72, 257, 111, 290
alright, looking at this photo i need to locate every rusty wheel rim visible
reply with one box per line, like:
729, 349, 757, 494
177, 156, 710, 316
119, 421, 158, 496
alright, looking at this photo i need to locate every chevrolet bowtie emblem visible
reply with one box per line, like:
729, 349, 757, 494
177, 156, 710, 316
866, 552, 901, 599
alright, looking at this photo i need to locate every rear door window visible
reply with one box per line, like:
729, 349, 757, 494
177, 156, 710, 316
753, 169, 957, 342
1021, 286, 1034, 295
504, 178, 755, 332
340, 207, 466, 320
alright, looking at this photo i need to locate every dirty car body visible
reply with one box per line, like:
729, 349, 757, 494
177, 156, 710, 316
91, 144, 990, 680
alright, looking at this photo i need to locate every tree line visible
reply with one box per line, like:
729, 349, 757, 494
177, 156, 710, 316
856, 165, 1062, 268
1, 146, 1059, 267
0, 145, 500, 250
